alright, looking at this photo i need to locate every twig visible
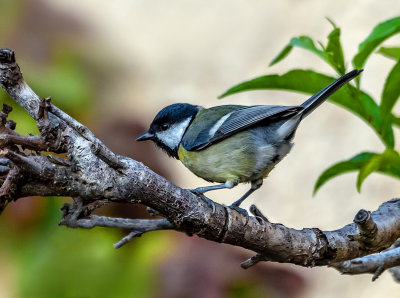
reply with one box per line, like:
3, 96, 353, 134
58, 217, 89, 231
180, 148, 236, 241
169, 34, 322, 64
114, 231, 143, 249
333, 246, 400, 280
0, 134, 47, 151
241, 253, 268, 269
61, 215, 173, 230
59, 214, 174, 248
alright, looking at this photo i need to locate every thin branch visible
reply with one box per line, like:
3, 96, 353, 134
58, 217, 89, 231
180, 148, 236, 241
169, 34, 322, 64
61, 215, 173, 231
333, 238, 400, 280
333, 246, 400, 280
59, 214, 174, 249
241, 253, 268, 269
0, 134, 47, 151
114, 231, 143, 248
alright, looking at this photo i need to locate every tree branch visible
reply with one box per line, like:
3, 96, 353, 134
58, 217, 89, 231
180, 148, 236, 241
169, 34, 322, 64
333, 239, 400, 281
1, 48, 400, 280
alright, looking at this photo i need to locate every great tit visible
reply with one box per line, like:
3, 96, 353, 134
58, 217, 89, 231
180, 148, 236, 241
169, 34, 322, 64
137, 69, 362, 214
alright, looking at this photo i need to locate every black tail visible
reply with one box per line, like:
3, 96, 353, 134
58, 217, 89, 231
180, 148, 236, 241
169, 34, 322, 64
301, 69, 363, 118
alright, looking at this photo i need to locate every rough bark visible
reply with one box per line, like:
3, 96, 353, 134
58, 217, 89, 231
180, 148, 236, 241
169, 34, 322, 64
0, 49, 399, 281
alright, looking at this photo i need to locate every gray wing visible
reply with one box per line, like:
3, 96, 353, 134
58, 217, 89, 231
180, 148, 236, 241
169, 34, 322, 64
182, 105, 303, 151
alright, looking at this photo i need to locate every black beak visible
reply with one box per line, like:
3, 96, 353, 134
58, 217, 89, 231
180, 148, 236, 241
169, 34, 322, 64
136, 131, 154, 141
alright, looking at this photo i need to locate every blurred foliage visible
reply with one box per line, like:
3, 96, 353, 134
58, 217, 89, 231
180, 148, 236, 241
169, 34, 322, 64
0, 1, 172, 297
227, 281, 266, 298
1, 200, 171, 298
221, 16, 400, 194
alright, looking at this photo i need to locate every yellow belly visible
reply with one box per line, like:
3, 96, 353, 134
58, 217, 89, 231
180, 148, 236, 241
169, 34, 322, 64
178, 132, 265, 184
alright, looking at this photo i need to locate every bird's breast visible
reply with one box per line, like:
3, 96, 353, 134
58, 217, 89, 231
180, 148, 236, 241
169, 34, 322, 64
178, 130, 283, 183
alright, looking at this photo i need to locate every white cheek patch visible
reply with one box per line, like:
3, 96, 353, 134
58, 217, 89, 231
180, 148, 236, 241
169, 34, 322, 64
156, 117, 192, 150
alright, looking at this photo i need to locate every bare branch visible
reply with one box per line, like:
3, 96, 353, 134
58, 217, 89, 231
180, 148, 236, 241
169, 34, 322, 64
1, 48, 400, 277
61, 215, 173, 231
59, 212, 174, 249
114, 232, 143, 248
333, 243, 400, 281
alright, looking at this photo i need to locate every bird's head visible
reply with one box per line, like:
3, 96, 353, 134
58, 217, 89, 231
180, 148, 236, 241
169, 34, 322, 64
136, 103, 201, 158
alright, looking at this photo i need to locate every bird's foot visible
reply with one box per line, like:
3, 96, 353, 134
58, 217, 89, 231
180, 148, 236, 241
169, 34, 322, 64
190, 189, 216, 214
249, 204, 269, 224
229, 204, 249, 226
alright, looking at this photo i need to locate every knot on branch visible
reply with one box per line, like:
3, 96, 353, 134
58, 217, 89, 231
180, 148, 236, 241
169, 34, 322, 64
0, 49, 22, 89
0, 49, 15, 64
37, 97, 64, 152
349, 209, 378, 249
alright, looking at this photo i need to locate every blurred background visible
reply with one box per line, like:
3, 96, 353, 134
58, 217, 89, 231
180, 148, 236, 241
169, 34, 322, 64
0, 0, 399, 297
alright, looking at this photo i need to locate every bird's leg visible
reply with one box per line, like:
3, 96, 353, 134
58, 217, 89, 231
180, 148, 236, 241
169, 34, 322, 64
230, 179, 263, 222
190, 181, 237, 213
191, 181, 237, 194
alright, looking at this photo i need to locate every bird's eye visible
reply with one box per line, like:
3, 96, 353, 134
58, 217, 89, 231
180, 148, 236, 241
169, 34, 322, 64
161, 123, 169, 131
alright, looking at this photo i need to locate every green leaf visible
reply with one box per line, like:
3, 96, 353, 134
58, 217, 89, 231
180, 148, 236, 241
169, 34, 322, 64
269, 36, 328, 66
377, 46, 400, 60
219, 69, 393, 147
326, 27, 345, 75
356, 154, 383, 192
270, 20, 345, 74
325, 17, 338, 29
380, 59, 400, 146
314, 150, 400, 194
392, 114, 400, 127
353, 16, 400, 69
313, 152, 376, 194
381, 59, 400, 117
357, 149, 400, 191
269, 45, 293, 66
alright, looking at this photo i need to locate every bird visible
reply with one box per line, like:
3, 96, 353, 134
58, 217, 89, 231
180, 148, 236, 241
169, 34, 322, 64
136, 69, 362, 215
